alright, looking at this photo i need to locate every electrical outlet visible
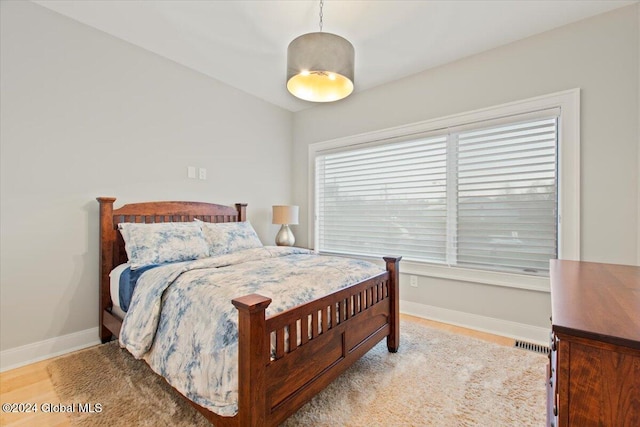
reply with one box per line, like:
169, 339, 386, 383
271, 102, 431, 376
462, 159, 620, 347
410, 275, 418, 287
198, 168, 207, 180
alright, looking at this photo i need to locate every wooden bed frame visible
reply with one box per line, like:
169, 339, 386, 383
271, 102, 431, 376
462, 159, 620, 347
97, 197, 401, 426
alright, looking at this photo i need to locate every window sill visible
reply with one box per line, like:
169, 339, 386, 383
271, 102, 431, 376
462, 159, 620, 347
320, 251, 550, 293
398, 259, 550, 293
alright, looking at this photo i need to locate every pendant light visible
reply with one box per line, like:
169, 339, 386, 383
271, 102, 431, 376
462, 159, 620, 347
286, 0, 355, 102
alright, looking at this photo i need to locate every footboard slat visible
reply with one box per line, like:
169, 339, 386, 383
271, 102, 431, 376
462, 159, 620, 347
275, 329, 284, 359
288, 322, 297, 353
321, 306, 329, 333
300, 315, 309, 346
311, 311, 319, 339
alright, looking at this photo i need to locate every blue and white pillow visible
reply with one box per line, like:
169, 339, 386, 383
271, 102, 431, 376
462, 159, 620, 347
118, 222, 209, 270
197, 220, 263, 257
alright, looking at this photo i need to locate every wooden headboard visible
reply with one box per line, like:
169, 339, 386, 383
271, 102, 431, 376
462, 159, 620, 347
96, 197, 247, 341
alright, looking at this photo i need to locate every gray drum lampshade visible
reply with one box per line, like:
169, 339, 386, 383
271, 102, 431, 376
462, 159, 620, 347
286, 32, 355, 103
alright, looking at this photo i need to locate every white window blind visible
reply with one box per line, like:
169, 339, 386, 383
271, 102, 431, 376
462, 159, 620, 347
316, 136, 449, 261
455, 118, 558, 273
315, 112, 559, 275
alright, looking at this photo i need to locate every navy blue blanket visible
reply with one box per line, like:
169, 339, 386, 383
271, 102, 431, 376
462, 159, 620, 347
119, 264, 158, 312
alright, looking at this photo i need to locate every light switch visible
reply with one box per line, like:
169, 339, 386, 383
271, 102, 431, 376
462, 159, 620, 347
410, 275, 418, 287
199, 168, 207, 180
187, 166, 196, 179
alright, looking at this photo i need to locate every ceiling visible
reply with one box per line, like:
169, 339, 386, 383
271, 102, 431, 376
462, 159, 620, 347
34, 0, 636, 112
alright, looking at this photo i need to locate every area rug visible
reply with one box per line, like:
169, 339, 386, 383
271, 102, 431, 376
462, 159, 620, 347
48, 320, 547, 426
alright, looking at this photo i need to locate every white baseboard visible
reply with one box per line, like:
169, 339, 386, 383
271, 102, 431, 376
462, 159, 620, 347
0, 327, 100, 372
400, 300, 550, 346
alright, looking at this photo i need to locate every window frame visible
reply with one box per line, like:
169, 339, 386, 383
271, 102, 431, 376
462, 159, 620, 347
308, 89, 580, 292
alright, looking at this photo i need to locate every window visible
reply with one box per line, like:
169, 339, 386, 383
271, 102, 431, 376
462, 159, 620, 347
311, 90, 579, 283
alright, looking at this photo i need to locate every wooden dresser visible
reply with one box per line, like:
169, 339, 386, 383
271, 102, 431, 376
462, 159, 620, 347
548, 260, 640, 427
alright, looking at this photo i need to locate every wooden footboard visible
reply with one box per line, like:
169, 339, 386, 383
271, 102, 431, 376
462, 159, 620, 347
232, 256, 401, 427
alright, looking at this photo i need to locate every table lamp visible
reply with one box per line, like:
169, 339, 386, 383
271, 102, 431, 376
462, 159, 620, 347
272, 205, 299, 246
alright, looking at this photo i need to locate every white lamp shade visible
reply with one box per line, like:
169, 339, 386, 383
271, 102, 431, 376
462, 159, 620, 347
272, 205, 299, 225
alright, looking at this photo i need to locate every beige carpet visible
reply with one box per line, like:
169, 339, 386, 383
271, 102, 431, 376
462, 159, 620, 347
48, 320, 547, 426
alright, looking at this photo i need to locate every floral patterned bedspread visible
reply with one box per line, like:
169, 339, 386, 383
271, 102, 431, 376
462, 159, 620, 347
119, 246, 384, 416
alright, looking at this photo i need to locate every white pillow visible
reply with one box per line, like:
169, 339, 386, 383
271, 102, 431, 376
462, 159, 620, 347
118, 222, 209, 270
196, 220, 263, 257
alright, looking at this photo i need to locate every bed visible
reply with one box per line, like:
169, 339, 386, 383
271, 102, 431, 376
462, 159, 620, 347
97, 197, 401, 426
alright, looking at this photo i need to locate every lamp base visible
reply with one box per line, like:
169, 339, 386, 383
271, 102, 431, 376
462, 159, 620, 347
275, 224, 295, 247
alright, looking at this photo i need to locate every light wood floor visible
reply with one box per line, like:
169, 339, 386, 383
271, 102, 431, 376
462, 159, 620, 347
0, 315, 514, 427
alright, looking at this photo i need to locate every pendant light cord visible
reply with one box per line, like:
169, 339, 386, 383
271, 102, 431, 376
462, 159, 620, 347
319, 0, 324, 32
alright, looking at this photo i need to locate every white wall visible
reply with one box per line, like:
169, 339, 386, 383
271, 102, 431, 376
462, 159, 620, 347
0, 1, 293, 353
292, 5, 639, 334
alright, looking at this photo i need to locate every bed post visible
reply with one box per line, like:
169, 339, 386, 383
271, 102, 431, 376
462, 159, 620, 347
384, 256, 402, 353
232, 293, 272, 426
97, 197, 117, 343
235, 203, 247, 222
